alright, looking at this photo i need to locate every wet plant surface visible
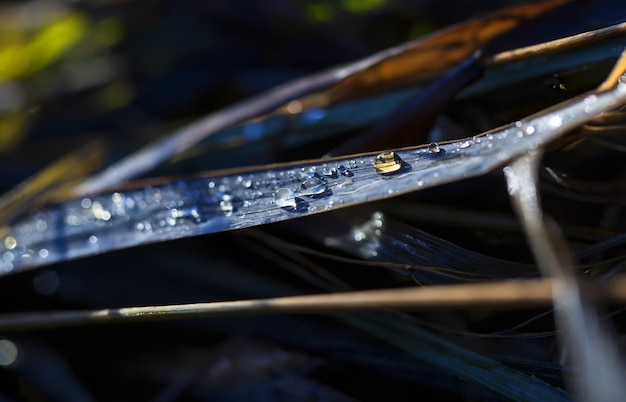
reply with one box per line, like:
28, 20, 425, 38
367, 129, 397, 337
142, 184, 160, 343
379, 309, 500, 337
0, 1, 626, 401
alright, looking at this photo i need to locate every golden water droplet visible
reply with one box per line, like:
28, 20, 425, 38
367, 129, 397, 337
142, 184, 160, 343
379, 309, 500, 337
3, 236, 16, 250
373, 151, 404, 174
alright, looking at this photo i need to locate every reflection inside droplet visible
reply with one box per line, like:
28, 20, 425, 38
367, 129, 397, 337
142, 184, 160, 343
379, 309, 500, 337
322, 167, 338, 178
428, 142, 441, 154
547, 115, 562, 128
373, 151, 404, 174
3, 236, 16, 250
219, 195, 243, 216
91, 201, 111, 221
274, 188, 297, 209
300, 176, 328, 197
353, 229, 366, 241
337, 165, 353, 177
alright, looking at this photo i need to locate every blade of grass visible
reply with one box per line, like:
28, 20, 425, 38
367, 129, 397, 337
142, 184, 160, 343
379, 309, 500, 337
2, 68, 626, 275
504, 152, 626, 402
0, 140, 105, 225
72, 0, 568, 195
341, 311, 570, 402
2, 276, 626, 331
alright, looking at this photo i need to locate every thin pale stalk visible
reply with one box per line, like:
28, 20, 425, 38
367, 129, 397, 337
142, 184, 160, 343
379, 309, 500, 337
505, 153, 626, 402
2, 276, 626, 331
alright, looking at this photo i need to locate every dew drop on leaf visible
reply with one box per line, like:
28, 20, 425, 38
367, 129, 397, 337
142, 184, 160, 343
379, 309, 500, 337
428, 142, 441, 154
373, 151, 404, 174
300, 176, 328, 197
274, 188, 297, 209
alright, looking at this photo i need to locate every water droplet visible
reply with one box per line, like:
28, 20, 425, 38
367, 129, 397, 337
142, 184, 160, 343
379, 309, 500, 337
35, 218, 47, 232
66, 215, 80, 226
219, 200, 234, 215
221, 198, 242, 217
473, 136, 482, 144
547, 115, 562, 129
525, 125, 535, 135
3, 252, 14, 262
458, 140, 471, 149
3, 237, 16, 250
373, 151, 404, 174
125, 197, 136, 209
171, 207, 200, 222
0, 339, 19, 367
515, 121, 523, 128
300, 176, 328, 197
300, 166, 317, 176
38, 248, 49, 259
337, 165, 353, 177
242, 179, 253, 188
80, 198, 92, 208
322, 167, 338, 178
111, 192, 124, 203
274, 188, 297, 209
136, 221, 152, 233
583, 95, 597, 113
145, 192, 155, 203
353, 229, 366, 242
428, 142, 441, 154
91, 201, 111, 221
88, 235, 98, 244
286, 100, 302, 114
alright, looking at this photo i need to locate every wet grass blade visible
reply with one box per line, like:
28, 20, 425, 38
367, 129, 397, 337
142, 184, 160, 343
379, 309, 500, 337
2, 69, 626, 275
71, 0, 568, 195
